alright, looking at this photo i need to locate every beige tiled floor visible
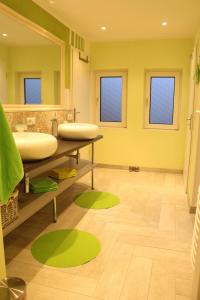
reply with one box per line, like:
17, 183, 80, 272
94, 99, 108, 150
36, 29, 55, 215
4, 168, 194, 299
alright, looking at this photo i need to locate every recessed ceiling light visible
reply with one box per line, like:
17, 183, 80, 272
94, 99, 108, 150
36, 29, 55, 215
161, 21, 168, 27
101, 26, 107, 31
49, 0, 55, 4
2, 33, 7, 37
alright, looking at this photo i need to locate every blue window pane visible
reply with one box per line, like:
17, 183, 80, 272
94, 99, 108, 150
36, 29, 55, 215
149, 77, 175, 125
100, 77, 122, 122
24, 78, 41, 104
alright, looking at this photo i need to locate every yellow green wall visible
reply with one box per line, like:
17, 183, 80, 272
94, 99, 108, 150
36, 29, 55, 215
7, 45, 60, 105
0, 44, 8, 61
0, 0, 70, 88
91, 39, 193, 170
0, 0, 85, 88
0, 44, 8, 103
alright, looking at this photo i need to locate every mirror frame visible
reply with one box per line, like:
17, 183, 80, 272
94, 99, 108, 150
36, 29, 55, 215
0, 2, 66, 112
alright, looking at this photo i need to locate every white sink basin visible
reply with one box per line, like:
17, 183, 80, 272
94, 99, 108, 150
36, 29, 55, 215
58, 123, 99, 140
13, 132, 58, 161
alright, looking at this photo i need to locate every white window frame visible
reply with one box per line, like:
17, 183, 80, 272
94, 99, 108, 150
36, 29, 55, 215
144, 70, 181, 130
95, 71, 127, 127
17, 72, 42, 104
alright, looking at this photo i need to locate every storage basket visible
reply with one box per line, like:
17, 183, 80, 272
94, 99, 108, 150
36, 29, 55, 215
0, 190, 19, 229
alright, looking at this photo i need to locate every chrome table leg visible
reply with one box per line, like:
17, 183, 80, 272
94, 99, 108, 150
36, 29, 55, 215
91, 143, 94, 190
53, 197, 57, 223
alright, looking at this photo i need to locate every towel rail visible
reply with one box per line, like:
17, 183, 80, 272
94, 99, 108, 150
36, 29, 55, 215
79, 52, 89, 63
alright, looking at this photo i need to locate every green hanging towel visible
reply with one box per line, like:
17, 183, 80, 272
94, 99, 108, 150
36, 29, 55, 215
0, 104, 24, 205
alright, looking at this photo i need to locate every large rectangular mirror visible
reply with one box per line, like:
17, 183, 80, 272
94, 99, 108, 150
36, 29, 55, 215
0, 5, 65, 110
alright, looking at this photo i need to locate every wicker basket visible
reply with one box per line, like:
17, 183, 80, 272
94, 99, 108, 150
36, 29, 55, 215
0, 190, 19, 229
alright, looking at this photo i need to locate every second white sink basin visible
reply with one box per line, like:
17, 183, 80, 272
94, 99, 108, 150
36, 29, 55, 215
13, 132, 58, 161
58, 123, 99, 140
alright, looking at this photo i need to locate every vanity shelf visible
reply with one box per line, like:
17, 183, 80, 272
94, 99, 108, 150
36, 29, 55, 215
3, 135, 103, 237
23, 135, 102, 173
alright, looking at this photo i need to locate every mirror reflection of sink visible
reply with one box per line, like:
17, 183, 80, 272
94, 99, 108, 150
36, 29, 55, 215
58, 123, 99, 140
13, 132, 58, 161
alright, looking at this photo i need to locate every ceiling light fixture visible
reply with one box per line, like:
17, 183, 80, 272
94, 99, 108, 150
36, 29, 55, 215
2, 33, 7, 37
49, 0, 55, 4
101, 26, 107, 31
161, 21, 168, 27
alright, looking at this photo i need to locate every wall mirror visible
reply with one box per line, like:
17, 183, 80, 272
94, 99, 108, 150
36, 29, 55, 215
0, 4, 65, 111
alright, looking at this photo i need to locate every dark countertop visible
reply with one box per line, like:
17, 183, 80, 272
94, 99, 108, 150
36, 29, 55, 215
23, 135, 103, 172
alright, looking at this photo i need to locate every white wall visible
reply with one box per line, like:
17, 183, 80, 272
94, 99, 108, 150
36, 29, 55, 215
71, 46, 91, 122
71, 42, 92, 159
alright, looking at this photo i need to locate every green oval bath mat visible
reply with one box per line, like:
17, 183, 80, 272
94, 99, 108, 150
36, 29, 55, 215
74, 191, 120, 209
31, 229, 101, 268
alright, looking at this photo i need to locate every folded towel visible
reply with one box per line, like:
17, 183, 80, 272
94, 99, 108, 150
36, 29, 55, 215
30, 186, 58, 194
49, 168, 77, 180
0, 104, 24, 204
30, 177, 58, 193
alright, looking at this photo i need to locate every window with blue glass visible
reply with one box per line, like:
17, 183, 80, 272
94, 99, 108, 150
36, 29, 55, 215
149, 77, 175, 125
100, 77, 122, 122
24, 78, 41, 104
96, 71, 127, 127
145, 71, 180, 129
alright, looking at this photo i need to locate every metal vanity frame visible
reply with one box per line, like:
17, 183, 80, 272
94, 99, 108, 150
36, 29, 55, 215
3, 135, 103, 237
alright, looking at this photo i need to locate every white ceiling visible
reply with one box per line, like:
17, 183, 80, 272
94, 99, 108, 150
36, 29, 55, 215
33, 0, 200, 41
0, 12, 54, 46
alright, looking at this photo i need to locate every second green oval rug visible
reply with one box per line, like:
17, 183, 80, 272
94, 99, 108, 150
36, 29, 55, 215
31, 229, 101, 268
74, 191, 120, 209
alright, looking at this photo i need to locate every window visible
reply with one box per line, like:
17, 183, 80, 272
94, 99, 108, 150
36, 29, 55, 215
96, 71, 127, 127
145, 71, 181, 129
17, 72, 42, 105
24, 78, 41, 104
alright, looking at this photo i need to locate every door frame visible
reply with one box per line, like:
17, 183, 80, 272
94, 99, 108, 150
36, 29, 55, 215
183, 47, 197, 193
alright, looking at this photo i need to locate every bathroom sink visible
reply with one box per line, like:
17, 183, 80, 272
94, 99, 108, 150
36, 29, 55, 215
13, 132, 58, 161
58, 123, 99, 140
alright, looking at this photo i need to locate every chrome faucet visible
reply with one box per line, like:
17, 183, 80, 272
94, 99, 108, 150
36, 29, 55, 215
73, 108, 80, 122
66, 108, 80, 122
51, 113, 58, 137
